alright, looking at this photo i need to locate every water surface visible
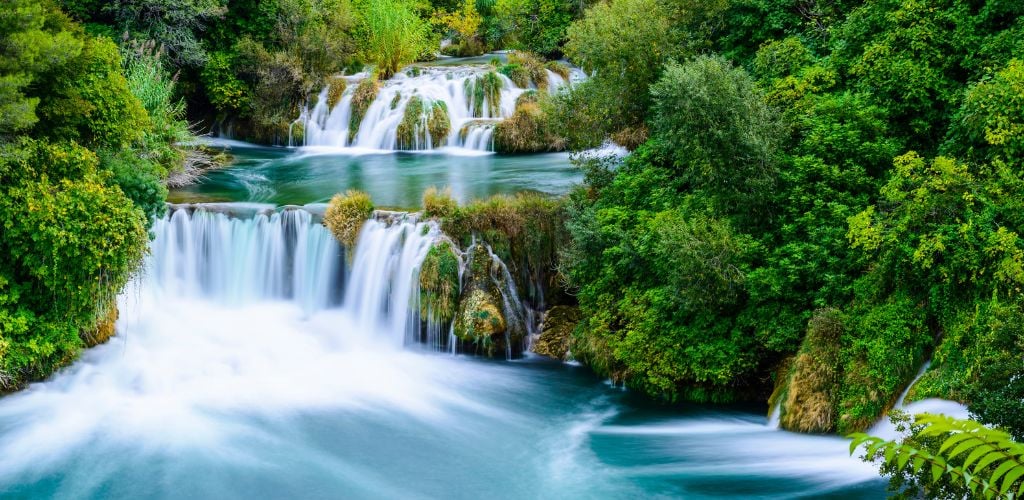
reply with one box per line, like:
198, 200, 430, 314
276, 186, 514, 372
171, 143, 581, 208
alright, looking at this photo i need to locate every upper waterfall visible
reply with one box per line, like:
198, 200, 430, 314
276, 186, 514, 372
299, 63, 574, 153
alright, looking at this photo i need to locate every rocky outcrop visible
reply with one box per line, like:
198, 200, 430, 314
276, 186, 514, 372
532, 305, 580, 360
83, 304, 118, 347
778, 308, 842, 433
452, 244, 524, 357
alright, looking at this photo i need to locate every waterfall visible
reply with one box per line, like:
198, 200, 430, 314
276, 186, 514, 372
150, 205, 345, 314
301, 66, 526, 153
344, 216, 439, 348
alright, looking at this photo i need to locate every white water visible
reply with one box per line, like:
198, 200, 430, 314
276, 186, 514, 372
868, 361, 970, 440
300, 65, 570, 153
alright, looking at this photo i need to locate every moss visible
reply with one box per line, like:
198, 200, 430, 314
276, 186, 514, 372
533, 306, 581, 360
348, 78, 380, 138
419, 241, 461, 323
423, 186, 457, 218
396, 95, 426, 150
500, 63, 530, 88
507, 51, 549, 90
779, 308, 843, 433
82, 302, 118, 347
495, 100, 564, 153
428, 101, 450, 144
545, 60, 570, 80
323, 190, 374, 248
326, 76, 348, 110
465, 71, 503, 117
390, 92, 402, 110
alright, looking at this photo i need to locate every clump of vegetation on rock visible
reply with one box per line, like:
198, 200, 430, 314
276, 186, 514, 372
465, 71, 503, 117
326, 76, 348, 109
422, 186, 458, 218
397, 97, 451, 149
349, 77, 380, 138
495, 92, 563, 153
419, 241, 461, 324
323, 190, 374, 248
779, 308, 843, 433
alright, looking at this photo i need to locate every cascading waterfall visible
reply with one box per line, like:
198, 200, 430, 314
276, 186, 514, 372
151, 205, 345, 314
300, 65, 571, 152
152, 205, 447, 348
344, 216, 439, 348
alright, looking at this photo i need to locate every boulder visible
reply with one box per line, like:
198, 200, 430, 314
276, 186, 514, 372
532, 306, 580, 360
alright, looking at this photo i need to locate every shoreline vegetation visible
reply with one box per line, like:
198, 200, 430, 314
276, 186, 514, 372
2, 0, 1023, 495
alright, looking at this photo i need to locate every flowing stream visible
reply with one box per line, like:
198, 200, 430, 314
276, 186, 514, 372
0, 202, 887, 498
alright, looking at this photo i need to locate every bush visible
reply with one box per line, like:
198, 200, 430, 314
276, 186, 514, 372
323, 189, 374, 248
422, 186, 458, 218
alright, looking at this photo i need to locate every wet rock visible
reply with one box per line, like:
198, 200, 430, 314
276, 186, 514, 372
532, 306, 580, 361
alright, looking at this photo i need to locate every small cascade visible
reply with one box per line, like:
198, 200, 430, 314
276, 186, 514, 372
767, 400, 782, 429
894, 361, 931, 410
302, 65, 528, 152
150, 205, 345, 314
344, 216, 439, 348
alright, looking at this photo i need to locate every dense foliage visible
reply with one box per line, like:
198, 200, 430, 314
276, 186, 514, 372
1, 0, 186, 391
558, 0, 1024, 441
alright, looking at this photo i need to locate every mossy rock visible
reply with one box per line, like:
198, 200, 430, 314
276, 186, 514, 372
500, 63, 530, 88
452, 243, 515, 357
326, 77, 348, 110
419, 240, 461, 323
533, 306, 580, 360
290, 120, 305, 146
349, 78, 380, 139
396, 95, 426, 150
454, 289, 506, 342
397, 97, 451, 150
428, 101, 450, 144
779, 308, 842, 433
82, 303, 118, 347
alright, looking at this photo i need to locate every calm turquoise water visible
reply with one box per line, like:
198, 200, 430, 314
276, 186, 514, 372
171, 142, 583, 208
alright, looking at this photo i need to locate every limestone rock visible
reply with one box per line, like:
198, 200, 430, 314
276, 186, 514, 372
532, 306, 580, 360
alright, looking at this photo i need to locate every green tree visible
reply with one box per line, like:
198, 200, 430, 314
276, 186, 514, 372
356, 0, 431, 79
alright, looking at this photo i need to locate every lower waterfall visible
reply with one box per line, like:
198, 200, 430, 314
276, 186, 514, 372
0, 203, 887, 498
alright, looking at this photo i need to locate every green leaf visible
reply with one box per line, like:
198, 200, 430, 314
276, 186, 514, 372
990, 460, 1017, 485
964, 445, 995, 470
999, 467, 1024, 495
931, 462, 944, 483
975, 451, 1004, 473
